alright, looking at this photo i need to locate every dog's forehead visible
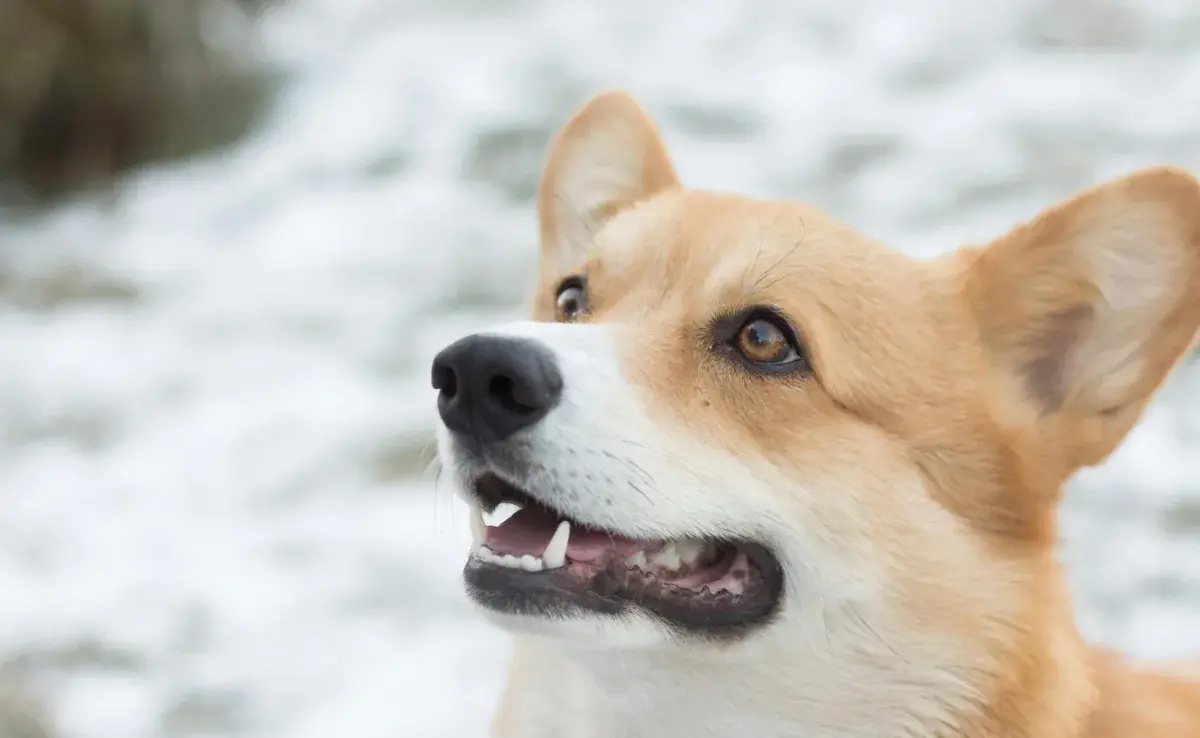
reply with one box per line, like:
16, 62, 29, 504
589, 190, 918, 314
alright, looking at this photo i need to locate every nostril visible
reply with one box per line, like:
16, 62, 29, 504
433, 335, 562, 441
432, 363, 458, 399
488, 374, 537, 415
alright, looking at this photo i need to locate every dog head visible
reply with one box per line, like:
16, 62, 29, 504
432, 92, 1200, 665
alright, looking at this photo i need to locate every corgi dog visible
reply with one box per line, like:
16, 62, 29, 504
430, 90, 1200, 737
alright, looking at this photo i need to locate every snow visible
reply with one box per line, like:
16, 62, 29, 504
3, 0, 1200, 736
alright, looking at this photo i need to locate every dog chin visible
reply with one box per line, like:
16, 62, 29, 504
473, 606, 676, 649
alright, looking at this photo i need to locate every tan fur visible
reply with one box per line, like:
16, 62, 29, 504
490, 90, 1200, 737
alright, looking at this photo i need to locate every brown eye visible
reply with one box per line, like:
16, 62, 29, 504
554, 278, 587, 322
735, 317, 799, 365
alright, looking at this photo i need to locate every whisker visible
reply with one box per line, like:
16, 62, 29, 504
756, 265, 808, 295
751, 219, 807, 294
627, 479, 651, 502
741, 217, 768, 293
844, 603, 904, 661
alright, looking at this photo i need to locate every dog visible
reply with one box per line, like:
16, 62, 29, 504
430, 90, 1200, 737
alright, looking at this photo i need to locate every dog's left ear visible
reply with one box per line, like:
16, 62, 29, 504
966, 167, 1200, 469
536, 90, 680, 274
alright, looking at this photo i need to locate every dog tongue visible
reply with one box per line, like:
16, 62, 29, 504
484, 505, 655, 561
485, 505, 557, 556
561, 528, 650, 562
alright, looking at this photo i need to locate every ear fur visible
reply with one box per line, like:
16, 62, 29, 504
535, 90, 679, 273
966, 167, 1200, 468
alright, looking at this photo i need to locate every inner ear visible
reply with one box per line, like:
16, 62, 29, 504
536, 90, 680, 273
1018, 303, 1095, 414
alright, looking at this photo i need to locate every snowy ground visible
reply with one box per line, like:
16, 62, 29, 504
3, 0, 1200, 736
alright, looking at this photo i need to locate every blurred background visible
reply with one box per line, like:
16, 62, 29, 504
3, 0, 1200, 736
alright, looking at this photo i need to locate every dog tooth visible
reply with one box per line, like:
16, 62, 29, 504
484, 501, 522, 527
543, 521, 570, 569
520, 554, 543, 572
500, 554, 521, 568
650, 542, 682, 571
469, 506, 486, 547
625, 551, 647, 569
675, 539, 706, 566
478, 546, 497, 563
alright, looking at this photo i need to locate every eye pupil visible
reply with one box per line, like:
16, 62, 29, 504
554, 281, 587, 322
735, 317, 795, 365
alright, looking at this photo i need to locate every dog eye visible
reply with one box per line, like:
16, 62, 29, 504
554, 278, 587, 322
734, 316, 800, 366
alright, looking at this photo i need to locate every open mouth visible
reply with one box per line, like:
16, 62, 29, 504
463, 473, 785, 635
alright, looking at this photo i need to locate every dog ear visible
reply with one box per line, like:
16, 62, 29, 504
965, 167, 1200, 469
536, 90, 679, 273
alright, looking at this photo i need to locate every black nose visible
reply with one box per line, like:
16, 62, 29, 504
431, 335, 563, 443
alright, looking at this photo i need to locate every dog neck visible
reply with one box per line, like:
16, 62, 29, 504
500, 610, 1098, 738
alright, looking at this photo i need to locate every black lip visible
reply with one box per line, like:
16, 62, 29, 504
464, 559, 624, 618
464, 541, 786, 639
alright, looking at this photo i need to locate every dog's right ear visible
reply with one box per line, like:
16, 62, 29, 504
965, 167, 1200, 472
536, 90, 679, 274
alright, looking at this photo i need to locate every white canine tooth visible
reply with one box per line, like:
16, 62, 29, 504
500, 554, 520, 568
543, 521, 570, 570
651, 542, 682, 571
625, 551, 647, 569
520, 555, 543, 572
675, 539, 706, 566
477, 546, 498, 564
484, 501, 522, 527
469, 506, 486, 547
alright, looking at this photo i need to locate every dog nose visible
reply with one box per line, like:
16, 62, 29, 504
431, 335, 563, 442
